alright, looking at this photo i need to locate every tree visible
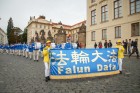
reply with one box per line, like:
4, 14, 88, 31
7, 17, 14, 44
8, 27, 23, 44
22, 28, 27, 43
9, 29, 16, 44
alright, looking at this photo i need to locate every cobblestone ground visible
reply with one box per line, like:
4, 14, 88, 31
0, 53, 140, 93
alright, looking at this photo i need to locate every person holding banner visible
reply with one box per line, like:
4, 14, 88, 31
116, 40, 125, 74
42, 40, 51, 82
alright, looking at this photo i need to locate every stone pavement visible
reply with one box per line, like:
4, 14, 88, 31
0, 53, 140, 93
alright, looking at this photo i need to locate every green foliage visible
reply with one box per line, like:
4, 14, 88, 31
7, 17, 14, 44
22, 28, 27, 43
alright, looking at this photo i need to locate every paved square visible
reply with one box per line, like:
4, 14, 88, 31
0, 54, 140, 93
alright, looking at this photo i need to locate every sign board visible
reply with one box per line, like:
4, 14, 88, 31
50, 48, 119, 79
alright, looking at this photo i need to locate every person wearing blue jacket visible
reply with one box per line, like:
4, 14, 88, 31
40, 43, 45, 58
5, 44, 9, 54
25, 44, 29, 58
0, 44, 3, 53
33, 41, 41, 62
56, 43, 62, 49
22, 44, 26, 57
28, 42, 33, 60
64, 39, 73, 49
18, 44, 22, 56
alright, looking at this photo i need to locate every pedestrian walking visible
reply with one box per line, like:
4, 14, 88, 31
98, 42, 102, 48
129, 39, 139, 59
76, 42, 80, 49
94, 42, 97, 49
33, 42, 41, 62
104, 40, 108, 48
28, 42, 33, 60
123, 39, 128, 54
127, 39, 131, 54
40, 43, 45, 58
43, 40, 51, 82
25, 44, 29, 58
108, 40, 112, 48
22, 44, 26, 57
116, 40, 125, 74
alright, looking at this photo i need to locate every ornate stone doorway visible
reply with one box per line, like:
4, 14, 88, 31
40, 30, 46, 43
78, 23, 86, 48
55, 26, 66, 44
47, 30, 54, 43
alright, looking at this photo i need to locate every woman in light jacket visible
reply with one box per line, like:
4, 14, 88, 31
116, 40, 125, 74
43, 40, 51, 82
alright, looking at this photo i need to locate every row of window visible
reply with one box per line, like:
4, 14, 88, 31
33, 24, 51, 29
91, 0, 96, 3
91, 0, 140, 25
91, 22, 140, 41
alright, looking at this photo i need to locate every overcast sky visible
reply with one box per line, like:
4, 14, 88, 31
0, 0, 86, 32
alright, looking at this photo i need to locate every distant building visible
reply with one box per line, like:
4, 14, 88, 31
87, 0, 140, 51
0, 28, 8, 44
26, 15, 86, 47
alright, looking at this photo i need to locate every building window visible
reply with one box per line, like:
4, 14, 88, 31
102, 29, 107, 40
114, 0, 122, 18
101, 5, 108, 22
91, 10, 96, 25
91, 31, 95, 41
91, 0, 96, 3
130, 0, 140, 14
76, 34, 78, 38
115, 26, 121, 38
131, 22, 140, 36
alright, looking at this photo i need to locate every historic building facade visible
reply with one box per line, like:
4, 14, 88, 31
87, 0, 140, 50
26, 16, 86, 46
0, 28, 8, 44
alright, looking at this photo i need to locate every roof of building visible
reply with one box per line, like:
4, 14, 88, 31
72, 20, 86, 27
26, 16, 86, 30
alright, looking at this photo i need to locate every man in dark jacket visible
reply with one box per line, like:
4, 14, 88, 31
104, 40, 108, 48
129, 39, 139, 59
108, 40, 112, 48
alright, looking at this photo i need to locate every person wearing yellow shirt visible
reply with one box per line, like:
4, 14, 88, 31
116, 40, 125, 74
43, 40, 51, 82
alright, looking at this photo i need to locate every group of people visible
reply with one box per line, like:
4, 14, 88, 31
93, 39, 139, 75
122, 39, 139, 58
0, 40, 75, 82
93, 39, 139, 58
0, 42, 44, 61
0, 38, 139, 81
94, 40, 113, 49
